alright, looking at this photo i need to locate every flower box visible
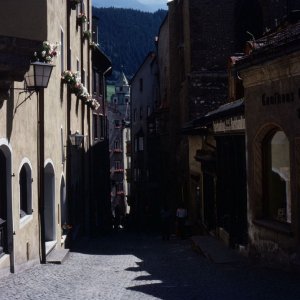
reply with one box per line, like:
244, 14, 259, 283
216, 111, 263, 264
83, 30, 92, 40
77, 13, 87, 25
33, 41, 59, 64
89, 42, 99, 49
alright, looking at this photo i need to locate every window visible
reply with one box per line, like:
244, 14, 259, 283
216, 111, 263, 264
263, 130, 291, 223
92, 69, 96, 94
116, 182, 123, 192
82, 69, 86, 85
100, 115, 105, 140
134, 137, 138, 152
114, 139, 120, 149
139, 78, 143, 91
115, 160, 121, 169
61, 127, 65, 163
77, 59, 80, 72
139, 136, 144, 151
69, 48, 72, 69
76, 1, 81, 17
19, 164, 32, 219
140, 107, 143, 120
93, 114, 99, 140
60, 29, 64, 73
134, 136, 144, 152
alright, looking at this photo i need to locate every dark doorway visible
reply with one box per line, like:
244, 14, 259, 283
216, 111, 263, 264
0, 150, 8, 256
216, 135, 248, 246
203, 172, 216, 231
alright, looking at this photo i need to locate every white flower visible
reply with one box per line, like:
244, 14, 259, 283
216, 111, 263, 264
41, 51, 46, 57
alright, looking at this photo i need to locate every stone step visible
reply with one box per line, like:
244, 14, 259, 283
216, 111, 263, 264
191, 235, 245, 264
46, 249, 69, 264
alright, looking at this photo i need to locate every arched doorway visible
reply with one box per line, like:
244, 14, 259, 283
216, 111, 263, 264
44, 163, 56, 253
0, 142, 13, 271
0, 150, 8, 256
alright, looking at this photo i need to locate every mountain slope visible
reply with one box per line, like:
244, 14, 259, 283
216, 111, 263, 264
92, 7, 167, 80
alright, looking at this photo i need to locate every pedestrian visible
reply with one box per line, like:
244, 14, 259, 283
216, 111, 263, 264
176, 203, 187, 239
160, 204, 172, 240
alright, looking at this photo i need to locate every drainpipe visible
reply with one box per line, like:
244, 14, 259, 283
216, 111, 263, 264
38, 89, 46, 263
66, 0, 72, 237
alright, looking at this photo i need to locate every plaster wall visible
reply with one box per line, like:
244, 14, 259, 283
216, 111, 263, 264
240, 50, 300, 261
0, 0, 93, 270
0, 0, 47, 41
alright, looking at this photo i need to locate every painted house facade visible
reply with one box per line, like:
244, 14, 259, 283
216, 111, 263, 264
108, 72, 131, 225
0, 0, 111, 274
237, 13, 300, 265
130, 52, 160, 229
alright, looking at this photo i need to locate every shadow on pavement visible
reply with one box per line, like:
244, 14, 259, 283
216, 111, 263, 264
70, 231, 300, 300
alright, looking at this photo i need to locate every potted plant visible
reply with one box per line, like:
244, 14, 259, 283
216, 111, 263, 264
61, 70, 79, 85
77, 13, 87, 25
85, 98, 100, 110
83, 30, 92, 40
89, 41, 99, 49
33, 41, 59, 64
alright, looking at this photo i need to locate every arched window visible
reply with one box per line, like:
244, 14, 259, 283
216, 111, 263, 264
263, 130, 291, 223
19, 164, 32, 219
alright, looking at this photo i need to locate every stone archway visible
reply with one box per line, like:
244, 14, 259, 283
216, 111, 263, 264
0, 150, 8, 256
0, 142, 14, 271
44, 163, 56, 253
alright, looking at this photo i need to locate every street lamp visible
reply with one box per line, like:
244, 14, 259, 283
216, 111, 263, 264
69, 131, 84, 147
24, 62, 54, 90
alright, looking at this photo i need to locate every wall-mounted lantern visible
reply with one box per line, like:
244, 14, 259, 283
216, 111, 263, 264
24, 62, 54, 90
69, 131, 84, 147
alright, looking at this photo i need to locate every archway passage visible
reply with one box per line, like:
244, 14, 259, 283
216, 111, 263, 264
0, 150, 7, 256
44, 163, 56, 254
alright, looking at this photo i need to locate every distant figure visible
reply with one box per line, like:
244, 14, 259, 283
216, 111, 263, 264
176, 204, 187, 239
113, 204, 121, 230
160, 205, 172, 240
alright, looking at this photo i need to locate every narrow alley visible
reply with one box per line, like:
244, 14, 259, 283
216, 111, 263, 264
0, 233, 300, 300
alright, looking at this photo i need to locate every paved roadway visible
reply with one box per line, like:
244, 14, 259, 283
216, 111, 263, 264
0, 232, 300, 300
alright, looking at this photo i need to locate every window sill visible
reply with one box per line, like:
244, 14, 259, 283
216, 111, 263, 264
20, 214, 33, 229
253, 219, 293, 236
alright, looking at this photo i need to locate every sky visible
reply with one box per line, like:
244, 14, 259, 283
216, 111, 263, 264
93, 0, 168, 12
138, 0, 167, 5
139, 0, 168, 10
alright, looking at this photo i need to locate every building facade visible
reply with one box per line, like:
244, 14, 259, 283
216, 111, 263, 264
0, 0, 111, 274
130, 52, 160, 229
237, 13, 300, 265
108, 72, 131, 227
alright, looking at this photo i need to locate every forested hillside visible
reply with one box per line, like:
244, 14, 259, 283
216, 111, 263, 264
92, 7, 167, 81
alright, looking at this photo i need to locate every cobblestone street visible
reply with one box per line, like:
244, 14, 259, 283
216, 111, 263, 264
1, 232, 300, 300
